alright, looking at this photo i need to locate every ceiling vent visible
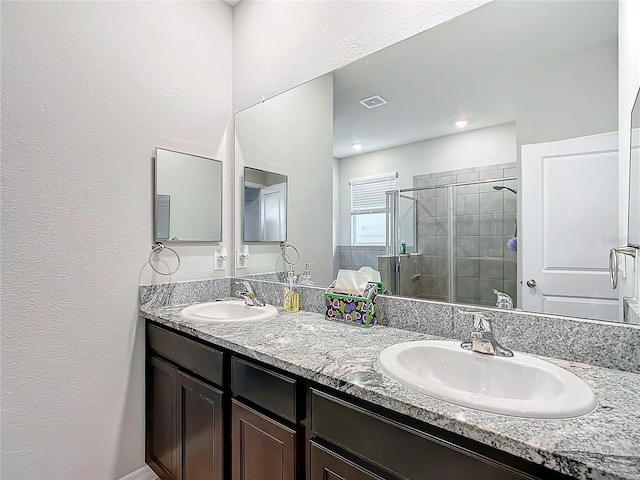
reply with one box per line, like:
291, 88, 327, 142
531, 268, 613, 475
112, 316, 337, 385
359, 95, 388, 109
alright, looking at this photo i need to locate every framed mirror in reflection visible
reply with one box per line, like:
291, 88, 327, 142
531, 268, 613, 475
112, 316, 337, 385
243, 167, 288, 242
235, 1, 625, 322
154, 148, 222, 242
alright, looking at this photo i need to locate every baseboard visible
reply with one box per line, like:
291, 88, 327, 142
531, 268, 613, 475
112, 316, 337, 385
119, 464, 157, 480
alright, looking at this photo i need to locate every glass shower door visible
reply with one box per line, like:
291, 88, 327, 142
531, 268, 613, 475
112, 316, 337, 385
451, 179, 517, 306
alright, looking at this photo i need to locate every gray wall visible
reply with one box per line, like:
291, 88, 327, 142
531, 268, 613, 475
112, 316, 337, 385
516, 41, 618, 148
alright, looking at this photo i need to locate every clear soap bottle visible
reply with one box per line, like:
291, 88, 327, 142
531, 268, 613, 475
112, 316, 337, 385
283, 266, 300, 312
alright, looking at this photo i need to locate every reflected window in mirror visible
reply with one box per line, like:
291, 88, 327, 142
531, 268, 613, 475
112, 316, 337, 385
350, 172, 397, 246
154, 148, 222, 242
243, 167, 287, 242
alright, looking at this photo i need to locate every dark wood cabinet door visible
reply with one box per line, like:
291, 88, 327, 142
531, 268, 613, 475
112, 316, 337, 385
176, 371, 224, 480
310, 442, 386, 480
232, 399, 296, 480
147, 355, 177, 480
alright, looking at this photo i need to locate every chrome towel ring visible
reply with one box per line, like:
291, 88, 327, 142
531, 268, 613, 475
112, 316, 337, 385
609, 246, 637, 289
148, 242, 181, 275
280, 242, 300, 267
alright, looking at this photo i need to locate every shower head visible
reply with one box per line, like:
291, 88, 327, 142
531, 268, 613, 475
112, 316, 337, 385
493, 185, 517, 195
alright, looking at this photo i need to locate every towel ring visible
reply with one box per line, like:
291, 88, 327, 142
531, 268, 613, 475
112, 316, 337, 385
280, 242, 300, 267
609, 246, 637, 289
148, 242, 181, 275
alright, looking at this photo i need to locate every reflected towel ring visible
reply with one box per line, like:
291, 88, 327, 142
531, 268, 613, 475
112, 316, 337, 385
609, 246, 637, 289
148, 242, 181, 275
280, 242, 300, 267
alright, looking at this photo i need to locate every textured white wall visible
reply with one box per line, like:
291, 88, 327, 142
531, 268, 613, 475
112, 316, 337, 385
618, 0, 640, 300
1, 2, 232, 479
232, 0, 491, 112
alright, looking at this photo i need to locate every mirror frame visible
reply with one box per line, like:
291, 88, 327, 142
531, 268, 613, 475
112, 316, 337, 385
154, 147, 223, 243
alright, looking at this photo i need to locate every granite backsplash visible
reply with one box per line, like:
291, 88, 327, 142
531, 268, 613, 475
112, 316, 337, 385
139, 277, 640, 374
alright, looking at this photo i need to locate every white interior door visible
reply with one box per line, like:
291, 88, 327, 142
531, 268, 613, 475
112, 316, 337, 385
521, 131, 619, 321
260, 182, 287, 241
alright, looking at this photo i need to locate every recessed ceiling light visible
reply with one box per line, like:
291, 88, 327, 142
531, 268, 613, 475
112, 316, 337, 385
359, 95, 388, 109
352, 143, 363, 151
455, 119, 469, 128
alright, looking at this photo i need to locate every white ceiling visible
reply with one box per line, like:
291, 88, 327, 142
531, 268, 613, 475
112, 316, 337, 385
333, 0, 618, 159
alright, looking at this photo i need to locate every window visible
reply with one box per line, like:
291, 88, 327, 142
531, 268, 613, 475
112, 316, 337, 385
350, 173, 397, 245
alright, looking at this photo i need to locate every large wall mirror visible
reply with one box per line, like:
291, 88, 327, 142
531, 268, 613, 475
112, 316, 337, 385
155, 148, 223, 242
243, 167, 288, 242
235, 0, 626, 322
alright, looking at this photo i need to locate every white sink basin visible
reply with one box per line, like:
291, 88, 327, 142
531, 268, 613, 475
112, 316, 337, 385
378, 340, 597, 419
180, 300, 278, 323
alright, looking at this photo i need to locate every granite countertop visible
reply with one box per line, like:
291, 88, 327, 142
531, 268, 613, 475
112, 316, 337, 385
141, 303, 640, 480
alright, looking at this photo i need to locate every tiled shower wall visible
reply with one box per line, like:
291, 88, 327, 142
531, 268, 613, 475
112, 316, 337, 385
414, 163, 518, 306
335, 246, 385, 278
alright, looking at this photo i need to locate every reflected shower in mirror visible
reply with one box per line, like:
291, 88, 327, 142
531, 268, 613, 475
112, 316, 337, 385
243, 167, 288, 242
154, 148, 222, 242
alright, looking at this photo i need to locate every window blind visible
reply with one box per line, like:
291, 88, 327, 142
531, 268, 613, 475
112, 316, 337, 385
350, 173, 398, 214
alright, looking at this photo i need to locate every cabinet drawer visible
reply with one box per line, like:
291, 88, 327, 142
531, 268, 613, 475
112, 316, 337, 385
310, 389, 533, 480
147, 323, 223, 387
231, 356, 297, 422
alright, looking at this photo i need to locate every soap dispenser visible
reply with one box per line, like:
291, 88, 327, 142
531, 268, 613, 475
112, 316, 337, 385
298, 263, 314, 286
283, 265, 300, 312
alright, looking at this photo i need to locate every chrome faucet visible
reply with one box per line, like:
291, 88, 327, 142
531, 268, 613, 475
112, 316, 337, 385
235, 281, 264, 307
459, 310, 513, 357
493, 289, 514, 309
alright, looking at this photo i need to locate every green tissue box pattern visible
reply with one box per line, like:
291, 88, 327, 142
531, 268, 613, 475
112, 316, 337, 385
324, 281, 390, 328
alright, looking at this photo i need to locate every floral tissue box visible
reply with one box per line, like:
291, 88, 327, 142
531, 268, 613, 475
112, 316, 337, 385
324, 281, 389, 328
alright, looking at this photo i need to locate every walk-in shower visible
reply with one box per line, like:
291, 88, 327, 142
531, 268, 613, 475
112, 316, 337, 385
386, 177, 518, 307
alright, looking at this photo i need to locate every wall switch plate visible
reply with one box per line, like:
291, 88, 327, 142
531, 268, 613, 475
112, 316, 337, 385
236, 250, 247, 269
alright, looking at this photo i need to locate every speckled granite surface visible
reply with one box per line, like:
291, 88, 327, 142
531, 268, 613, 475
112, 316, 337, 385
139, 278, 231, 308
141, 302, 640, 480
140, 277, 640, 374
452, 306, 640, 374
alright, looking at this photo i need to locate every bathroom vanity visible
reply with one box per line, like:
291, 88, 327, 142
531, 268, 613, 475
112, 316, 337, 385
141, 300, 640, 480
146, 322, 568, 480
